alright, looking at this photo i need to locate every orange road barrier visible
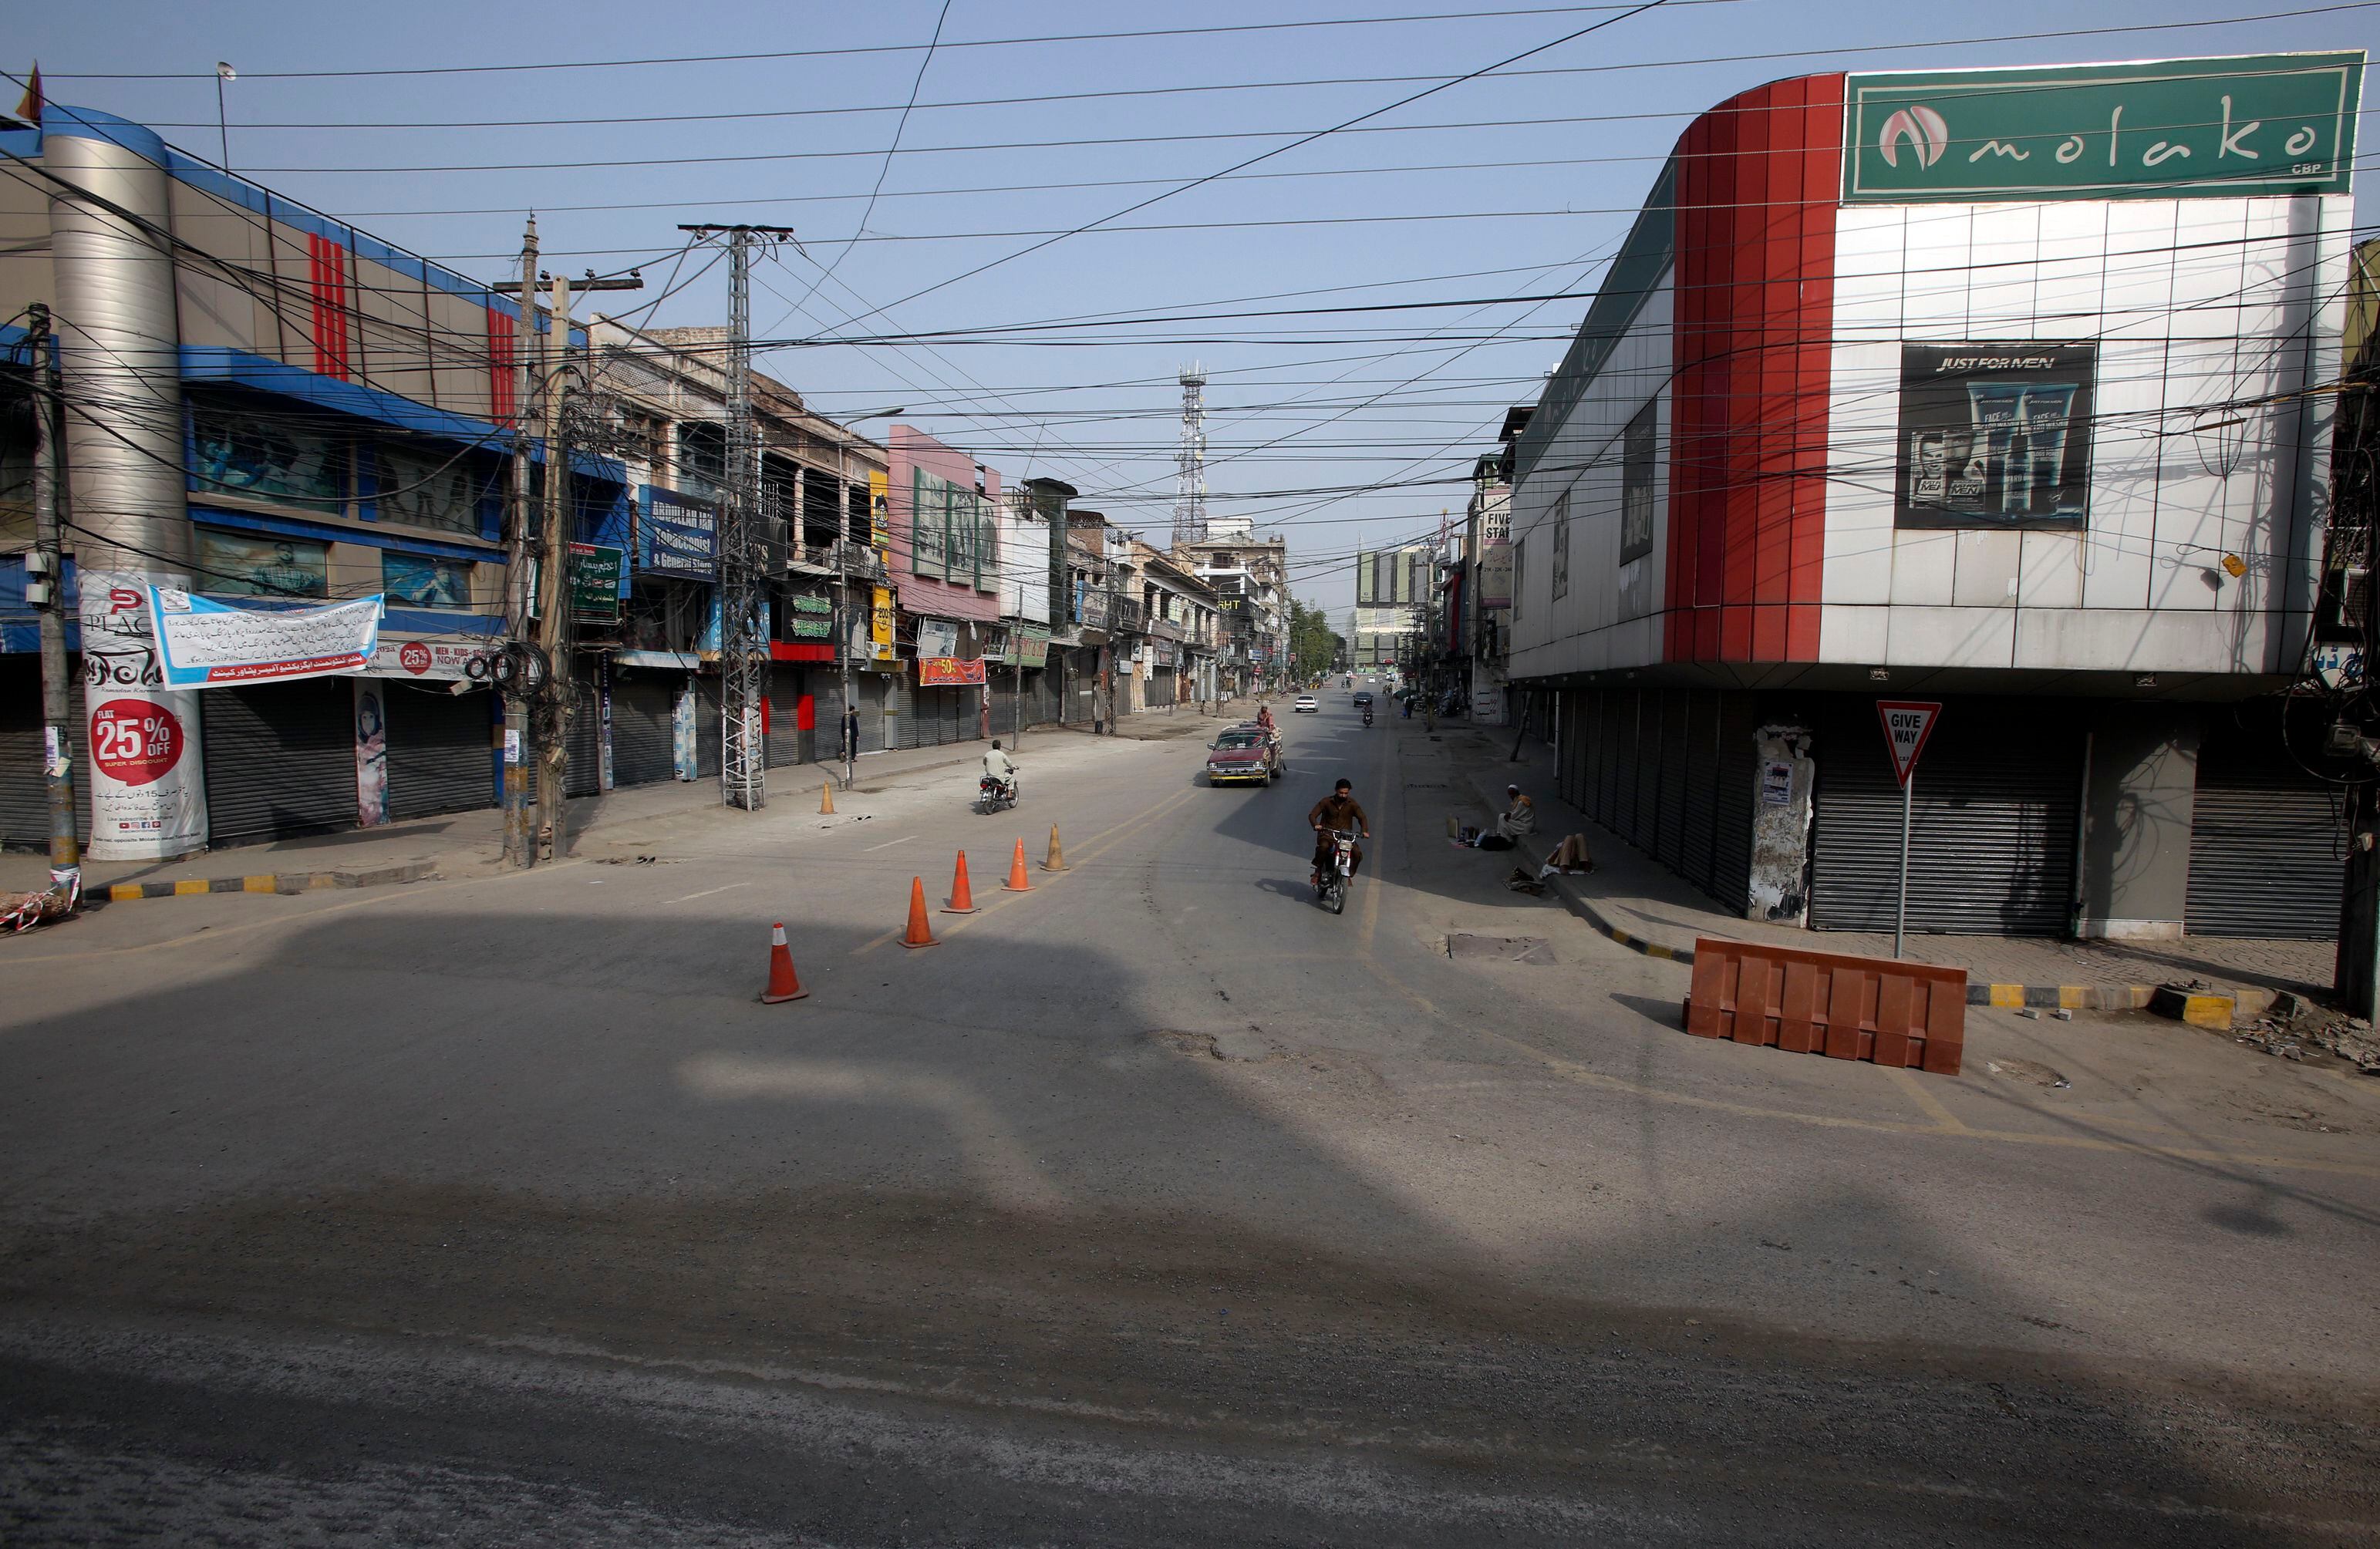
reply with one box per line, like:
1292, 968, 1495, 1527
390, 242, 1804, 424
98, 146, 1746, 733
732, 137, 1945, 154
1003, 838, 1033, 892
943, 850, 980, 914
1684, 937, 1964, 1076
820, 780, 836, 815
1043, 823, 1068, 872
760, 921, 810, 1003
900, 877, 939, 949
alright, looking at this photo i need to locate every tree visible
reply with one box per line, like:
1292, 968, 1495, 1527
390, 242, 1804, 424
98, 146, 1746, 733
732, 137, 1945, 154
1288, 598, 1337, 682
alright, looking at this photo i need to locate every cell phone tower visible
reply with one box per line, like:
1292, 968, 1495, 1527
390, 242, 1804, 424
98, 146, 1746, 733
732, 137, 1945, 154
1172, 362, 1208, 548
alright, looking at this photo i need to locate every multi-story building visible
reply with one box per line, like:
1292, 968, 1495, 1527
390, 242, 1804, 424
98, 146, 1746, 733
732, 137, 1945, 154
1353, 543, 1435, 673
1176, 533, 1289, 696
1505, 52, 2362, 941
1121, 538, 1222, 710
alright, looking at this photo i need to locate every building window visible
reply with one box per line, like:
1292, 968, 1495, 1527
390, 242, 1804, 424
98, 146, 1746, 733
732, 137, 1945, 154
191, 408, 347, 514
196, 527, 329, 598
1620, 403, 1656, 565
676, 421, 727, 497
1550, 491, 1570, 601
375, 441, 495, 537
383, 551, 474, 607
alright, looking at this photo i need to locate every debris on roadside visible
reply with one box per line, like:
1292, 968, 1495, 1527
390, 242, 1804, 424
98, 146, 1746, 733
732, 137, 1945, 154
1504, 867, 1547, 896
1, 881, 79, 934
2234, 994, 2380, 1075
1984, 1057, 2071, 1089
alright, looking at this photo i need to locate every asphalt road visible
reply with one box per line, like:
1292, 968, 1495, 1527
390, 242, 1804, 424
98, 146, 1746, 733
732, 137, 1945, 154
3, 692, 2378, 1544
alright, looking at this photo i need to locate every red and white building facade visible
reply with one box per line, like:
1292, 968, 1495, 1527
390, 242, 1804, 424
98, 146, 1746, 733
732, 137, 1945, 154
1508, 52, 2364, 940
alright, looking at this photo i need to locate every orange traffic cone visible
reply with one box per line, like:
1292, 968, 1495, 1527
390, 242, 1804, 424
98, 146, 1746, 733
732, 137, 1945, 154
943, 850, 979, 914
1002, 838, 1033, 893
1043, 823, 1068, 872
900, 876, 939, 948
759, 921, 809, 1002
819, 780, 836, 814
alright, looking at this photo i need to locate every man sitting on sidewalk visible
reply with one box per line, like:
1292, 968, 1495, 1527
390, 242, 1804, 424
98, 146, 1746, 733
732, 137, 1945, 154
1497, 785, 1538, 842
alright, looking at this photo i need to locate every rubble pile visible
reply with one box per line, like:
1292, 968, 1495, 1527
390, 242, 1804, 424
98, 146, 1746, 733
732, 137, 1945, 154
2235, 994, 2380, 1074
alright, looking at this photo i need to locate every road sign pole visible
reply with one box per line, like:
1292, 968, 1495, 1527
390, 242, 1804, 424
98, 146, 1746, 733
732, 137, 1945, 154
1896, 770, 1913, 960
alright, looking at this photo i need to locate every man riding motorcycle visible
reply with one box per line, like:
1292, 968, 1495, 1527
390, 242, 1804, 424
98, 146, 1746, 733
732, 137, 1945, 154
982, 739, 1018, 802
1308, 778, 1370, 890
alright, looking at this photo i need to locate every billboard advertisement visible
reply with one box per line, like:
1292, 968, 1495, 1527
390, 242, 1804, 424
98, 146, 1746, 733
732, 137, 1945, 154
919, 656, 987, 686
148, 587, 384, 688
78, 570, 208, 858
1477, 539, 1514, 609
640, 486, 720, 578
1893, 342, 2096, 530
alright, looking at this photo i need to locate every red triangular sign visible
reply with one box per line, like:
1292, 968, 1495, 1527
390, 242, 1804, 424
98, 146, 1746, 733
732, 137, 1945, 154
1876, 700, 1940, 787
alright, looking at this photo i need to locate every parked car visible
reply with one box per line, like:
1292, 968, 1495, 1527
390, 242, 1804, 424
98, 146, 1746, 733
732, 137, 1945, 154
1293, 695, 1320, 713
1204, 726, 1282, 786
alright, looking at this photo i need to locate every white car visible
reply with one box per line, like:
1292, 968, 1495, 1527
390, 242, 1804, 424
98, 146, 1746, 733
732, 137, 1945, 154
1293, 695, 1320, 713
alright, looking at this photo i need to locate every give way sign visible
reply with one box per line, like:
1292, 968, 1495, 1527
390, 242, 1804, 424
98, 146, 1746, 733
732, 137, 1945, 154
1876, 701, 1941, 786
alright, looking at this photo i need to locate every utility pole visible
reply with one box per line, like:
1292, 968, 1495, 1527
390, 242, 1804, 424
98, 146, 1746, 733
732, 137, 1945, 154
24, 305, 77, 898
497, 218, 538, 869
495, 239, 639, 866
681, 223, 794, 812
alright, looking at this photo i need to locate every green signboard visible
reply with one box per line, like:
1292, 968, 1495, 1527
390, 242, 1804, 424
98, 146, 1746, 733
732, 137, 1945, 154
568, 542, 623, 623
1843, 52, 2361, 204
786, 613, 832, 640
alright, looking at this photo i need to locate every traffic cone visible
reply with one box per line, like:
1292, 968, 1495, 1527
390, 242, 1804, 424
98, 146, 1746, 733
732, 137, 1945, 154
1043, 823, 1068, 872
1002, 838, 1033, 892
759, 921, 809, 1002
900, 876, 939, 948
820, 780, 836, 814
942, 850, 979, 914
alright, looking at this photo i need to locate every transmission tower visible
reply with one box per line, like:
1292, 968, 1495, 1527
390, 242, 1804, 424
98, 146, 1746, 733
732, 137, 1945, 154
1172, 362, 1208, 548
679, 222, 794, 812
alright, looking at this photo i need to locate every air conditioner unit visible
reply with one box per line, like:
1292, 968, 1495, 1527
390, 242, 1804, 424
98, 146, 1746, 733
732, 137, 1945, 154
2318, 563, 2370, 641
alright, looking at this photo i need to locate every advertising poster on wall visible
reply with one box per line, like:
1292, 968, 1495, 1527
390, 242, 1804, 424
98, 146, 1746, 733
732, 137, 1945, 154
353, 679, 390, 827
382, 551, 473, 608
78, 569, 208, 858
918, 657, 987, 686
1894, 342, 2096, 530
197, 530, 329, 598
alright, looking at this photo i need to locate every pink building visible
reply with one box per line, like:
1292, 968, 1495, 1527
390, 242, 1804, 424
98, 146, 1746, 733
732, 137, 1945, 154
886, 426, 1003, 630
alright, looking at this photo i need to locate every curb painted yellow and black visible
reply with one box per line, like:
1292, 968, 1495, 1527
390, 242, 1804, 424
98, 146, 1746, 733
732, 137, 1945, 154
89, 859, 437, 907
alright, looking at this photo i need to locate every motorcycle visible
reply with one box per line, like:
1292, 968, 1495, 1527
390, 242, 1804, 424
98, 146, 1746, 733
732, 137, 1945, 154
976, 772, 1019, 813
1361, 705, 1374, 727
1314, 827, 1357, 915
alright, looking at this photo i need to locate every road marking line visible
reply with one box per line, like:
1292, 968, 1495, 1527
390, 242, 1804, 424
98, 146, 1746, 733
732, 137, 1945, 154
862, 835, 917, 852
1886, 1066, 1970, 1133
666, 881, 754, 904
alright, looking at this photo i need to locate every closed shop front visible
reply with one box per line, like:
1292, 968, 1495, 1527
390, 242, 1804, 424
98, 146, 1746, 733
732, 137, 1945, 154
565, 687, 603, 798
2187, 703, 2346, 939
202, 678, 358, 847
383, 682, 497, 822
0, 656, 91, 850
694, 681, 722, 780
610, 675, 676, 788
1556, 685, 1753, 914
766, 671, 806, 769
1808, 698, 2082, 937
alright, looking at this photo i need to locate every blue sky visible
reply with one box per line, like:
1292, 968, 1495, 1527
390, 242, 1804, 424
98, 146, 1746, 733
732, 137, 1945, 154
15, 1, 2373, 622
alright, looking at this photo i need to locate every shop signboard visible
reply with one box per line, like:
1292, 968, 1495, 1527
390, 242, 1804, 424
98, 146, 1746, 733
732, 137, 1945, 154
640, 485, 720, 578
1844, 54, 2362, 204
787, 612, 832, 640
1477, 539, 1514, 608
362, 638, 498, 682
569, 542, 624, 621
1894, 342, 2095, 530
147, 586, 383, 688
919, 656, 986, 686
870, 585, 895, 660
916, 618, 959, 658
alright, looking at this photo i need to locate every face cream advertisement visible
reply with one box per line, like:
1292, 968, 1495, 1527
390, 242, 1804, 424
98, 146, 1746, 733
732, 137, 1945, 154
1894, 342, 2096, 530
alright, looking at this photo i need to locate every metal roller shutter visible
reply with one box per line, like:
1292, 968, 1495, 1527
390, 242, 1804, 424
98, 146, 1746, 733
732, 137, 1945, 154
1657, 689, 1689, 870
1, 656, 93, 850
203, 679, 358, 846
610, 677, 676, 788
1554, 689, 1587, 811
1613, 692, 1640, 844
766, 672, 804, 769
1808, 700, 2081, 936
1680, 689, 1718, 894
383, 684, 497, 822
565, 688, 603, 798
890, 678, 916, 749
1711, 695, 1759, 916
2186, 710, 2345, 939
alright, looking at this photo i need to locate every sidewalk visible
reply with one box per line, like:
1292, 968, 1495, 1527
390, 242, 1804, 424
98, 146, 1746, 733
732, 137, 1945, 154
0, 737, 1012, 904
1426, 720, 2334, 1018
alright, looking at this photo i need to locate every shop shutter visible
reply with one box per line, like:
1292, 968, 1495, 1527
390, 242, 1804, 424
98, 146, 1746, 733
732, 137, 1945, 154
2186, 712, 2346, 939
203, 679, 358, 846
858, 675, 889, 753
383, 683, 497, 822
1679, 689, 1719, 894
1710, 695, 1759, 916
565, 687, 603, 797
945, 686, 967, 743
766, 672, 804, 769
610, 676, 676, 788
0, 657, 93, 850
1808, 701, 2080, 936
1657, 689, 1689, 870
891, 677, 917, 749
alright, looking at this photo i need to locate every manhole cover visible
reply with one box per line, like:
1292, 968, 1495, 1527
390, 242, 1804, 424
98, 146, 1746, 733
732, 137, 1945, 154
1446, 934, 1556, 965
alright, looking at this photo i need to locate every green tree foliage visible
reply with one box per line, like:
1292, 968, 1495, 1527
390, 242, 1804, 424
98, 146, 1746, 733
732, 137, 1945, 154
1289, 598, 1337, 681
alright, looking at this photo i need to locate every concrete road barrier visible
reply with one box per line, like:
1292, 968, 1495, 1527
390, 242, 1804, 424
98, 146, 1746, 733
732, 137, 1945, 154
1684, 936, 1966, 1076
